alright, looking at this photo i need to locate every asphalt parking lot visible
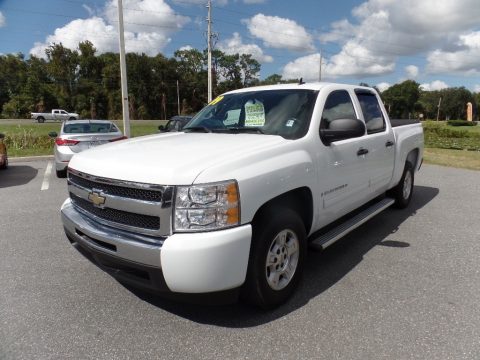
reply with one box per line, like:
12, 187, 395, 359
1, 160, 479, 360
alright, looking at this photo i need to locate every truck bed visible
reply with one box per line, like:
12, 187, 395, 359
390, 119, 420, 127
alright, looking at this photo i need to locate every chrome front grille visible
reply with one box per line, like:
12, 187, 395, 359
69, 173, 163, 202
67, 169, 173, 237
70, 193, 161, 230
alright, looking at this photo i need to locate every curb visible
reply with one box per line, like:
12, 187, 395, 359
9, 155, 54, 163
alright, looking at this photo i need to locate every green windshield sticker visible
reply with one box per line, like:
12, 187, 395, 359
244, 100, 265, 126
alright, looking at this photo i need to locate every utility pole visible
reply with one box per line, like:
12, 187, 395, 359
177, 80, 180, 115
207, 0, 212, 103
318, 50, 322, 82
117, 0, 130, 137
436, 97, 442, 121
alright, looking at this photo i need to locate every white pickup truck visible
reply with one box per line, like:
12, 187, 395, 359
61, 83, 423, 308
31, 109, 79, 123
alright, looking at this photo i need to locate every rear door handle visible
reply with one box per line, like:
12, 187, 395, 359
385, 140, 394, 147
357, 148, 369, 156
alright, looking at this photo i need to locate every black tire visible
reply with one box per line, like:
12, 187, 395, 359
241, 206, 307, 309
56, 168, 67, 178
69, 117, 76, 120
0, 155, 7, 170
389, 162, 414, 209
37, 117, 45, 123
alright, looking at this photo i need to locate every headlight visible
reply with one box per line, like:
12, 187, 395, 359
174, 180, 240, 232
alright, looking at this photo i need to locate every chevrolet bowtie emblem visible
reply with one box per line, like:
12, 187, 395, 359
88, 191, 106, 207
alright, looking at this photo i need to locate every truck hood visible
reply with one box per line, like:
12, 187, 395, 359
68, 132, 288, 185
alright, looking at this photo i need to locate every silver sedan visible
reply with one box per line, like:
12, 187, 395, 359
49, 120, 126, 178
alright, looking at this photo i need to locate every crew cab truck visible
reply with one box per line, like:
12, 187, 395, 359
31, 109, 79, 123
60, 83, 423, 308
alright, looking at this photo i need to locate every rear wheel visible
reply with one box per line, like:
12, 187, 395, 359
242, 206, 306, 309
37, 117, 45, 123
69, 117, 76, 120
56, 168, 67, 178
389, 162, 414, 209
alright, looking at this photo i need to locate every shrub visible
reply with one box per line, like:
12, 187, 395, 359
447, 120, 477, 127
3, 129, 54, 152
423, 121, 480, 151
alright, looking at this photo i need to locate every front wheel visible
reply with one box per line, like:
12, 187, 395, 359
242, 206, 306, 309
0, 155, 7, 170
389, 162, 414, 209
56, 168, 67, 178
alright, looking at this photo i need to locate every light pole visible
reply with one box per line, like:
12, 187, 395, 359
207, 0, 212, 103
117, 0, 131, 137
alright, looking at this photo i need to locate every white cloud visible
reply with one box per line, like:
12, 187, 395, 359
426, 31, 480, 74
376, 82, 391, 92
320, 0, 480, 78
474, 85, 480, 93
282, 53, 321, 81
281, 50, 393, 80
243, 0, 266, 3
179, 45, 193, 51
244, 14, 315, 52
0, 11, 6, 27
172, 0, 228, 5
405, 65, 419, 79
420, 80, 449, 91
30, 0, 189, 58
324, 41, 395, 77
218, 32, 273, 63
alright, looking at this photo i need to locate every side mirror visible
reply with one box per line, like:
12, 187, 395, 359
158, 125, 165, 131
48, 131, 58, 138
320, 118, 366, 145
0, 133, 4, 139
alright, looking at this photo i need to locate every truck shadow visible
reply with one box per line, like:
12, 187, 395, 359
130, 185, 439, 327
0, 165, 38, 188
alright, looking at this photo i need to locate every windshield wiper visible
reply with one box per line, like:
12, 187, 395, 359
183, 126, 212, 133
223, 127, 265, 134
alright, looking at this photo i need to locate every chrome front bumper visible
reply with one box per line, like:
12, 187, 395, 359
62, 198, 252, 294
61, 199, 163, 268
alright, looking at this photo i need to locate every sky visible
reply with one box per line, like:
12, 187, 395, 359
0, 0, 479, 92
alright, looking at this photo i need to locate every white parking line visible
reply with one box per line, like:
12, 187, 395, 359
41, 161, 53, 191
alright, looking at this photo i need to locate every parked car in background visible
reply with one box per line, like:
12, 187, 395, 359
0, 133, 7, 170
49, 120, 126, 178
31, 109, 79, 123
158, 115, 193, 132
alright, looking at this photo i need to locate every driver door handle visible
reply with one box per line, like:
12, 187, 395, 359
357, 148, 369, 156
385, 140, 395, 147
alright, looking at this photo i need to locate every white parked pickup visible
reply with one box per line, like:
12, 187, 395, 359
31, 109, 79, 123
61, 82, 424, 308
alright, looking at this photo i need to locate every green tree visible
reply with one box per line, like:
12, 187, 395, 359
0, 53, 28, 116
381, 80, 420, 118
45, 43, 79, 110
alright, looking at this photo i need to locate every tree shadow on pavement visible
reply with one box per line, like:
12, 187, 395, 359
128, 185, 439, 327
0, 165, 38, 188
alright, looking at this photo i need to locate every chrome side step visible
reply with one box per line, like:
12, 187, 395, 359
310, 197, 395, 250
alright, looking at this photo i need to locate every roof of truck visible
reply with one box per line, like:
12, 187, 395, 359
224, 82, 374, 95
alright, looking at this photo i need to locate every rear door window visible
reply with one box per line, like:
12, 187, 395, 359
355, 90, 386, 134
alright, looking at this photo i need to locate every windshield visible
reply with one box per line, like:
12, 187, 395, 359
185, 89, 318, 139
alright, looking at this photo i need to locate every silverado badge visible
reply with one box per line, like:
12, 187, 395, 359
88, 190, 106, 208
